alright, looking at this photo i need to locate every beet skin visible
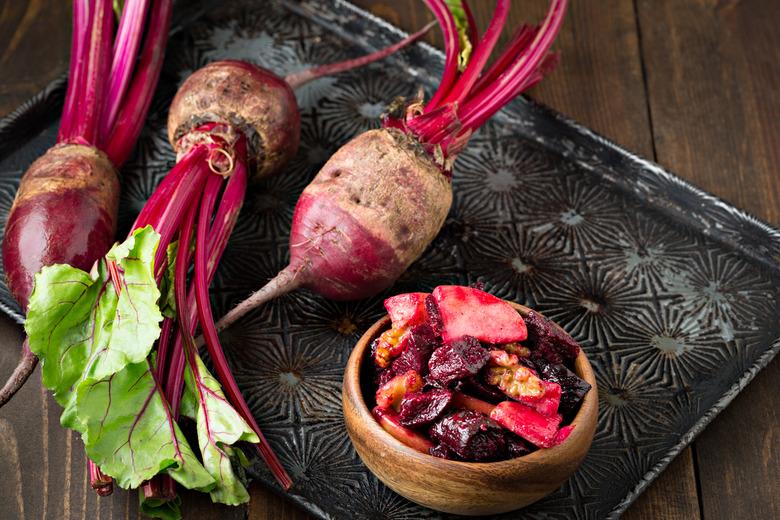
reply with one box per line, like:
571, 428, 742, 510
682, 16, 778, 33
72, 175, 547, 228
167, 59, 300, 183
288, 127, 453, 300
2, 144, 120, 311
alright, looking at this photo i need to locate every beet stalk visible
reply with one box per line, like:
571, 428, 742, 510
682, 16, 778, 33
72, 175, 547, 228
210, 0, 569, 334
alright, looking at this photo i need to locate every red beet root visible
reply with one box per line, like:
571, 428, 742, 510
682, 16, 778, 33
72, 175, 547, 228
2, 145, 119, 311
429, 409, 506, 462
0, 0, 173, 409
210, 0, 568, 335
167, 60, 300, 183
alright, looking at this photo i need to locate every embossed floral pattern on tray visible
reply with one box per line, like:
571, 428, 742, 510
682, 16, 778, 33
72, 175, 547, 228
0, 1, 779, 519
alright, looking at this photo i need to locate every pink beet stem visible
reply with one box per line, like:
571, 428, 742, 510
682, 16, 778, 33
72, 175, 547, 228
459, 0, 568, 132
67, 0, 114, 145
437, 0, 510, 108
100, 0, 151, 137
165, 198, 200, 416
57, 0, 90, 142
89, 459, 113, 494
193, 163, 292, 490
421, 0, 460, 113
469, 24, 537, 98
101, 0, 174, 167
284, 20, 437, 91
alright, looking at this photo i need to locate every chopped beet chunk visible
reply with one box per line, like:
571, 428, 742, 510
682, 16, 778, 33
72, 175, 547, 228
373, 365, 395, 387
399, 388, 453, 427
428, 335, 490, 387
504, 430, 537, 459
425, 294, 444, 335
392, 323, 439, 376
468, 281, 485, 291
535, 358, 591, 417
429, 442, 459, 460
429, 409, 506, 462
524, 310, 581, 365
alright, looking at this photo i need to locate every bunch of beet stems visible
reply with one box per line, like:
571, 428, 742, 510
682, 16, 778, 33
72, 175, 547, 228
0, 0, 173, 494
205, 0, 568, 336
111, 22, 436, 498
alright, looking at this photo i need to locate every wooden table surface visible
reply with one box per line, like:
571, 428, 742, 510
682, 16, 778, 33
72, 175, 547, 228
1, 0, 779, 518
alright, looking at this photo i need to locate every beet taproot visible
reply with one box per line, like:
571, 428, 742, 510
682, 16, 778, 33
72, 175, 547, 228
167, 60, 300, 183
209, 0, 568, 336
2, 144, 119, 311
0, 0, 173, 410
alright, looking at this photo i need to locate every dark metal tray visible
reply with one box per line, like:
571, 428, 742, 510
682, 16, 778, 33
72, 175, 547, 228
1, 1, 779, 518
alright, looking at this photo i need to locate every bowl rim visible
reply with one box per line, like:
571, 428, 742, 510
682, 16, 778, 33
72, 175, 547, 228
343, 301, 599, 469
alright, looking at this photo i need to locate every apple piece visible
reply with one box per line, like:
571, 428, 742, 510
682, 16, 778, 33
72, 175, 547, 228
384, 292, 431, 329
550, 424, 575, 446
451, 390, 496, 416
524, 380, 562, 416
372, 406, 435, 454
432, 285, 527, 343
489, 400, 564, 448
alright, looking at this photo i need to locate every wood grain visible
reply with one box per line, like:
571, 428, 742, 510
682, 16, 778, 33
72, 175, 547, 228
0, 0, 778, 519
0, 0, 70, 118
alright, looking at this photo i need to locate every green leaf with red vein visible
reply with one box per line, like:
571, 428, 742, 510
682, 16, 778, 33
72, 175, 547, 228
74, 357, 216, 490
182, 351, 258, 504
26, 226, 164, 405
25, 227, 216, 490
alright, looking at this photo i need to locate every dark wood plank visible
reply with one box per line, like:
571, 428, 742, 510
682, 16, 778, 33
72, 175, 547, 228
0, 0, 71, 117
622, 447, 701, 520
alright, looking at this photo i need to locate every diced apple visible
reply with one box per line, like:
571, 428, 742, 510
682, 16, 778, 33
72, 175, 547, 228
384, 292, 431, 329
372, 406, 435, 454
550, 424, 575, 446
451, 390, 496, 416
489, 400, 563, 448
521, 380, 562, 416
432, 285, 527, 343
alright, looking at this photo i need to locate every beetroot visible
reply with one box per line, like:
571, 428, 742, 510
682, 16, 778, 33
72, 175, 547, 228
2, 145, 119, 311
209, 0, 569, 335
391, 322, 440, 376
167, 60, 300, 183
398, 388, 453, 427
524, 309, 582, 365
0, 0, 173, 409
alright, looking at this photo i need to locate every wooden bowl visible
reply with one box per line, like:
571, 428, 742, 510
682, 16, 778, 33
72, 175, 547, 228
342, 302, 598, 516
